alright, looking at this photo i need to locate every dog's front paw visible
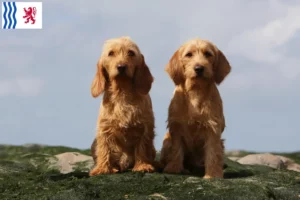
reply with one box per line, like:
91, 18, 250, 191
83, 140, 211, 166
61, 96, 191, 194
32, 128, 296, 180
163, 163, 184, 174
203, 173, 223, 179
203, 175, 213, 179
132, 163, 155, 173
89, 166, 119, 176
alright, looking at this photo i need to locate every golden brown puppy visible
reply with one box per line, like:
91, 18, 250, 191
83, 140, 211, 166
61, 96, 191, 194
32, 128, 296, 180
160, 38, 231, 179
89, 36, 156, 176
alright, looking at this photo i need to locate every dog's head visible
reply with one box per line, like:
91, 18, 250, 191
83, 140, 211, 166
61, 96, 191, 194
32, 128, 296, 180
166, 39, 231, 86
91, 36, 153, 97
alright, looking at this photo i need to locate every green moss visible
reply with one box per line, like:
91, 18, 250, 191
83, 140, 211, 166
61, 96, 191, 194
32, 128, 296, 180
0, 145, 300, 200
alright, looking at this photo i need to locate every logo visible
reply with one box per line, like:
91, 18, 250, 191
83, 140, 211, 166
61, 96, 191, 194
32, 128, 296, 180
23, 7, 36, 24
2, 2, 42, 29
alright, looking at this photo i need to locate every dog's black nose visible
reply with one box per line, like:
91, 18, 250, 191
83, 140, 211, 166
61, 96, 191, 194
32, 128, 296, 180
117, 64, 127, 74
194, 66, 204, 75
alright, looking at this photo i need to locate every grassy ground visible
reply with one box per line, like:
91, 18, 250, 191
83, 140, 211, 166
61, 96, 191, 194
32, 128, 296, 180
0, 144, 300, 200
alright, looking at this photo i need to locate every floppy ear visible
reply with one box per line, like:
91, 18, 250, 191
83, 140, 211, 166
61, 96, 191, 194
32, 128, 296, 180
134, 54, 154, 95
165, 50, 184, 85
214, 50, 231, 85
91, 59, 107, 97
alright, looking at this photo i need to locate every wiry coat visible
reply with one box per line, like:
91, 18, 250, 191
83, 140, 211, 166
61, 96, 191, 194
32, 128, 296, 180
160, 39, 231, 179
89, 37, 156, 176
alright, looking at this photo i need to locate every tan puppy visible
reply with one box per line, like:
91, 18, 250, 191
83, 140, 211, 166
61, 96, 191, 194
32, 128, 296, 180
160, 38, 231, 179
89, 36, 156, 176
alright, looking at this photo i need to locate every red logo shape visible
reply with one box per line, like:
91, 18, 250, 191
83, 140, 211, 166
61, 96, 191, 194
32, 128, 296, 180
23, 7, 37, 24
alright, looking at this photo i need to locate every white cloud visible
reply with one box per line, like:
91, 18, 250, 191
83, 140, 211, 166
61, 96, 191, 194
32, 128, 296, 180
223, 2, 300, 92
0, 77, 44, 97
227, 4, 300, 64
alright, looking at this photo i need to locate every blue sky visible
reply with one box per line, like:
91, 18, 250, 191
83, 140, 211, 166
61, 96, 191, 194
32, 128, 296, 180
1, 0, 300, 152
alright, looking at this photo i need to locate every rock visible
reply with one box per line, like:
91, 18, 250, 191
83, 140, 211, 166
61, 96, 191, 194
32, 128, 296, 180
183, 177, 202, 184
228, 156, 240, 161
48, 152, 93, 174
276, 155, 294, 166
287, 163, 300, 172
149, 193, 168, 200
237, 154, 300, 172
237, 153, 285, 169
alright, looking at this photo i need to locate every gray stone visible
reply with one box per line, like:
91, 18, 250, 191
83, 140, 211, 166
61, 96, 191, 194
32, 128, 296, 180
286, 163, 300, 172
48, 152, 93, 174
276, 155, 294, 166
183, 176, 202, 184
237, 153, 285, 169
228, 156, 240, 161
149, 193, 168, 200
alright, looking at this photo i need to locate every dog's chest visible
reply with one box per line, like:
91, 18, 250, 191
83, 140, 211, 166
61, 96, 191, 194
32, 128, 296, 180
101, 97, 151, 128
184, 97, 220, 133
187, 96, 210, 120
113, 103, 142, 124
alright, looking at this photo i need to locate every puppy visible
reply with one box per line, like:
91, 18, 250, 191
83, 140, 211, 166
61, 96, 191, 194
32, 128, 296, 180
160, 38, 231, 179
89, 36, 156, 176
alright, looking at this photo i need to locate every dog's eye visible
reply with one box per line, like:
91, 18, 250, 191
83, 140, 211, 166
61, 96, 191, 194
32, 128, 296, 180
185, 52, 193, 57
128, 50, 135, 57
204, 51, 212, 57
108, 51, 114, 56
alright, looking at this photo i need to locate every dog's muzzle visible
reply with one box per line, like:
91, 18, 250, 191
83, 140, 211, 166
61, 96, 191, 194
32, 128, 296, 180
194, 65, 204, 77
117, 64, 127, 74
